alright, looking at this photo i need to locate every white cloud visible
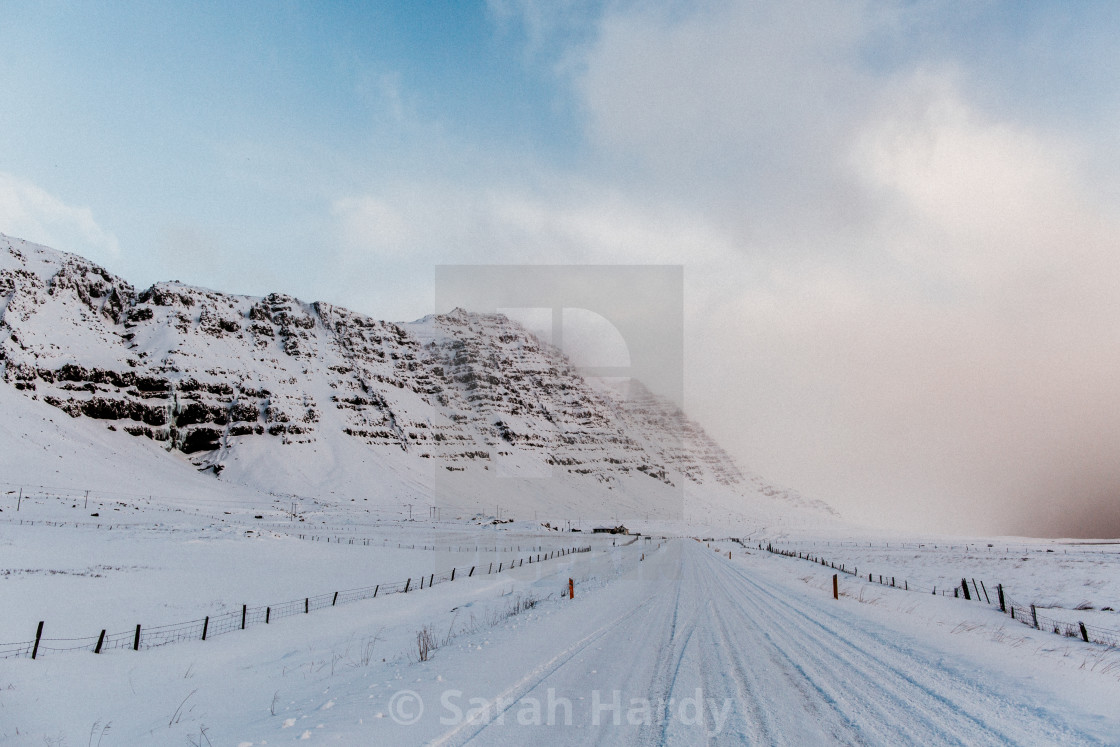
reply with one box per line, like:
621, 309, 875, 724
325, 0, 1120, 534
551, 1, 1120, 534
570, 0, 888, 253
854, 72, 1095, 288
486, 0, 595, 61
330, 178, 733, 271
685, 72, 1120, 534
0, 172, 120, 264
579, 0, 872, 155
332, 194, 414, 255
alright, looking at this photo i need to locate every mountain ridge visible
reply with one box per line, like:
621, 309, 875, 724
0, 233, 835, 520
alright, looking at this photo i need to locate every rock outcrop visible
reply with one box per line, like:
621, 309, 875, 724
0, 234, 834, 516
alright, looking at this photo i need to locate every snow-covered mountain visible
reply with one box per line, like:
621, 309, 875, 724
0, 234, 834, 520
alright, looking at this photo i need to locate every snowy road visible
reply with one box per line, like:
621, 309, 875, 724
11, 534, 1115, 744
405, 539, 1107, 746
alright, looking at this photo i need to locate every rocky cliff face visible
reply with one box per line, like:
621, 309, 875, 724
0, 234, 833, 516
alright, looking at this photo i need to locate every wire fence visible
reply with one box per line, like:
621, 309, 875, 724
0, 517, 605, 554
1, 546, 593, 660
758, 541, 1120, 649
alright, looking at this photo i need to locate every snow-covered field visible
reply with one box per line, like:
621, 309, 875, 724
0, 506, 590, 646
3, 497, 1120, 744
764, 535, 1120, 635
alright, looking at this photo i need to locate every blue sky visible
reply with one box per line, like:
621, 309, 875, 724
0, 1, 590, 295
3, 0, 1120, 536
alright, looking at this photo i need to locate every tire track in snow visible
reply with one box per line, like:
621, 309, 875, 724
699, 564, 830, 745
689, 545, 866, 746
705, 546, 1104, 745
430, 565, 668, 746
718, 555, 1029, 743
667, 557, 772, 745
739, 563, 1089, 744
417, 540, 1106, 745
706, 549, 962, 744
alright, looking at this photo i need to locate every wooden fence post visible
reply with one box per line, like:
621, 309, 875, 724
305, 597, 309, 613
265, 607, 270, 624
1030, 604, 1039, 629
202, 616, 209, 640
961, 579, 971, 601
832, 574, 838, 600
404, 578, 410, 593
133, 624, 141, 651
95, 629, 106, 654
997, 584, 1005, 612
451, 568, 455, 581
373, 585, 379, 598
1080, 622, 1089, 643
241, 605, 247, 630
430, 573, 434, 587
31, 621, 43, 660
980, 580, 991, 604
469, 567, 475, 577
332, 592, 338, 606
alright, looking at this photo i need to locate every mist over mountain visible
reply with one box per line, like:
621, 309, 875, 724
0, 234, 833, 524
